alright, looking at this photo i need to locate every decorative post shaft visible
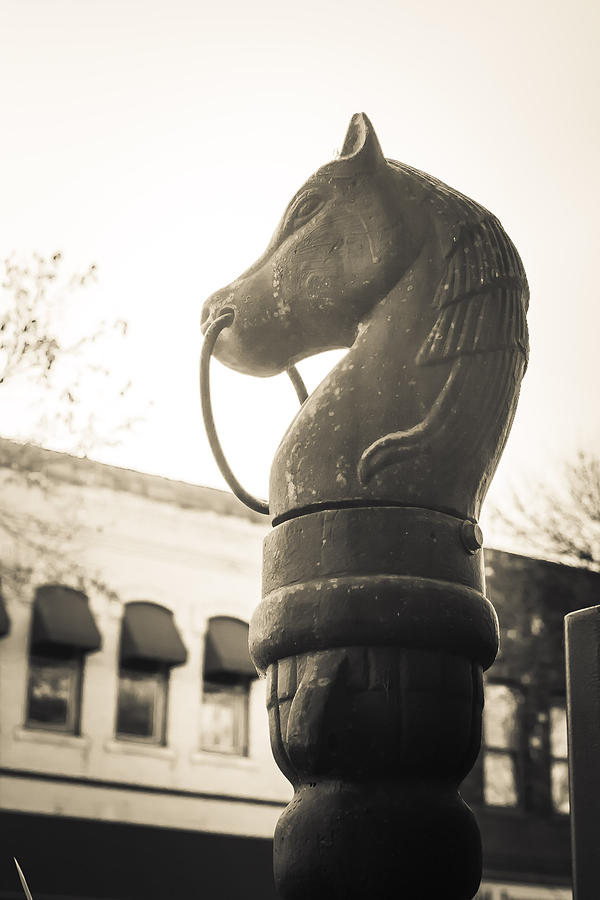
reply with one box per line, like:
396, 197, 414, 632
201, 112, 529, 900
251, 506, 496, 899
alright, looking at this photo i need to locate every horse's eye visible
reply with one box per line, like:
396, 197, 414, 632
293, 195, 323, 222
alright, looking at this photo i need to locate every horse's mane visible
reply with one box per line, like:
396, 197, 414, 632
387, 160, 530, 369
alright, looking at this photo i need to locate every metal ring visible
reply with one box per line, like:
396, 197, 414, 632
286, 362, 309, 405
200, 310, 309, 516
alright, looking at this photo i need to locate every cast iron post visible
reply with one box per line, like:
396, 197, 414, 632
201, 113, 529, 900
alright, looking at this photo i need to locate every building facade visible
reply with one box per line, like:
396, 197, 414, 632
469, 549, 600, 900
0, 443, 286, 899
0, 442, 598, 899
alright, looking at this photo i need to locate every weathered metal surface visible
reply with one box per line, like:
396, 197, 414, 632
565, 604, 600, 900
200, 113, 529, 900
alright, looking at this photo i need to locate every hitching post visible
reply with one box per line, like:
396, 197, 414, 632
565, 605, 600, 900
200, 113, 529, 900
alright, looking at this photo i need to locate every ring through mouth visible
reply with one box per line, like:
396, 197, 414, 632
217, 306, 235, 321
201, 305, 235, 335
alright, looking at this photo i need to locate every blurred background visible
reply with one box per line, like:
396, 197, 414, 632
1, 0, 598, 544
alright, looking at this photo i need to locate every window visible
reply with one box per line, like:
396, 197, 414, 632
200, 617, 257, 756
550, 704, 569, 814
115, 602, 187, 745
201, 680, 249, 755
25, 585, 101, 735
26, 652, 82, 733
483, 682, 521, 807
115, 665, 168, 744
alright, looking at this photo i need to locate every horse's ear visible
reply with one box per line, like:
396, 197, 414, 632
339, 113, 385, 171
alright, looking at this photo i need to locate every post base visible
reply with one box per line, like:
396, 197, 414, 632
274, 779, 481, 900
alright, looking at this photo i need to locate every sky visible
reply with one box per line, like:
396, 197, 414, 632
1, 0, 599, 546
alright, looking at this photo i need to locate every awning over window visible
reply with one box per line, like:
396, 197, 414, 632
120, 602, 187, 668
204, 617, 257, 680
0, 584, 9, 638
31, 585, 101, 653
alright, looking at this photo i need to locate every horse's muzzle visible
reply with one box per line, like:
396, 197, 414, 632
200, 303, 235, 336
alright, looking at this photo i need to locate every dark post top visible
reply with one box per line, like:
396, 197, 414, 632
200, 113, 529, 900
565, 605, 600, 900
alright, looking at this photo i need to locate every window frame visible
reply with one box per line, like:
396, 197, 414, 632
200, 677, 250, 757
25, 651, 84, 735
548, 698, 569, 816
482, 679, 524, 810
114, 663, 169, 746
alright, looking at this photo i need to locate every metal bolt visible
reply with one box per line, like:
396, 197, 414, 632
461, 520, 483, 553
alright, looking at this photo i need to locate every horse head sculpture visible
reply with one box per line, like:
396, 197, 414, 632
200, 115, 530, 900
201, 112, 529, 525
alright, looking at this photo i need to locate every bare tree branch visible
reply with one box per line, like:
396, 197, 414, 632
490, 449, 600, 570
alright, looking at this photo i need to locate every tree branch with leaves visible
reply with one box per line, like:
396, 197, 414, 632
0, 251, 137, 599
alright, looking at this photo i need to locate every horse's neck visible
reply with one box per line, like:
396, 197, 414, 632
331, 253, 445, 423
276, 258, 445, 458
269, 247, 449, 517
